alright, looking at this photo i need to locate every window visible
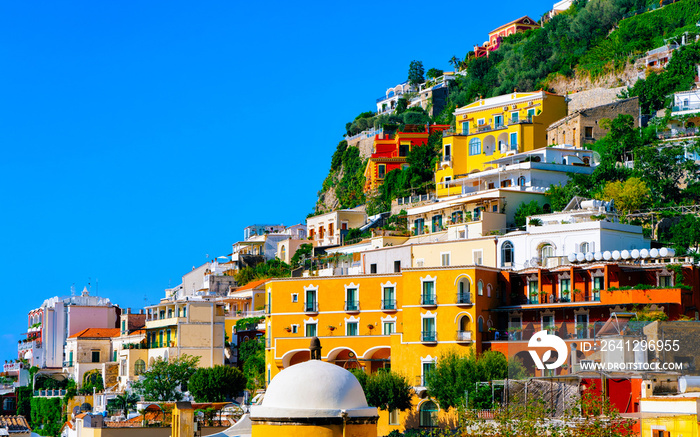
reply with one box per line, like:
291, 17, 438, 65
370, 264, 377, 274
383, 286, 396, 309
527, 108, 536, 119
167, 309, 173, 318
510, 111, 519, 123
477, 280, 483, 296
478, 316, 484, 332
166, 329, 171, 346
399, 143, 409, 157
347, 321, 359, 336
501, 241, 514, 267
441, 252, 450, 266
346, 288, 359, 311
432, 215, 442, 232
576, 314, 588, 339
158, 331, 164, 348
394, 260, 401, 273
121, 320, 126, 335
451, 211, 463, 224
383, 322, 395, 335
458, 279, 470, 303
444, 144, 451, 159
593, 276, 604, 290
159, 310, 165, 320
518, 176, 526, 187
542, 315, 554, 333
584, 126, 593, 138
494, 115, 504, 128
113, 351, 117, 362
182, 306, 186, 318
378, 164, 386, 179
420, 401, 438, 427
414, 218, 425, 236
91, 350, 100, 363
461, 121, 470, 134
134, 359, 146, 375
305, 288, 317, 312
422, 281, 436, 305
540, 244, 554, 261
388, 409, 399, 425
469, 138, 481, 155
280, 245, 286, 261
509, 133, 518, 150
422, 318, 436, 341
291, 293, 298, 303
3, 398, 15, 412
473, 250, 483, 266
660, 275, 672, 288
560, 279, 570, 301
305, 323, 317, 337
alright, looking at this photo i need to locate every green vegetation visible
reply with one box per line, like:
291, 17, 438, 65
132, 355, 200, 401
30, 397, 63, 437
290, 243, 312, 268
350, 369, 413, 411
425, 350, 525, 411
239, 336, 266, 391
82, 369, 104, 394
188, 365, 247, 402
408, 60, 425, 87
234, 259, 290, 286
514, 200, 544, 228
235, 316, 264, 331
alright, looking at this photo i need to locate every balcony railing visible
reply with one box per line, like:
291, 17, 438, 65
485, 321, 608, 342
421, 295, 437, 306
344, 301, 360, 312
382, 299, 397, 310
509, 115, 533, 125
34, 389, 67, 398
456, 331, 472, 342
304, 302, 318, 313
672, 103, 700, 113
63, 361, 73, 368
421, 331, 437, 342
456, 292, 472, 305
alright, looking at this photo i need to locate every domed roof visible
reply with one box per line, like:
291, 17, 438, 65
251, 360, 377, 419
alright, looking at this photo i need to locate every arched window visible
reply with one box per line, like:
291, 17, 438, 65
420, 401, 438, 427
580, 242, 589, 253
280, 245, 286, 261
469, 138, 481, 156
501, 241, 514, 267
134, 359, 146, 375
478, 316, 484, 332
487, 284, 492, 298
458, 278, 470, 303
477, 280, 483, 296
540, 244, 554, 261
517, 176, 526, 187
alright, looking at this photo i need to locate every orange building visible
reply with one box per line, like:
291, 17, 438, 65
364, 124, 449, 193
474, 16, 540, 58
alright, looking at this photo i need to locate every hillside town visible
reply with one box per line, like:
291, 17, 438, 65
5, 0, 700, 437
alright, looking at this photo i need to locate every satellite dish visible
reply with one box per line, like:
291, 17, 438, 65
523, 260, 530, 268
592, 151, 602, 165
530, 257, 540, 266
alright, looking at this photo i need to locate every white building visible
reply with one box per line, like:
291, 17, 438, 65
496, 198, 650, 270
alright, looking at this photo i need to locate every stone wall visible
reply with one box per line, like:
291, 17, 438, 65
546, 97, 639, 147
566, 87, 630, 113
347, 135, 374, 159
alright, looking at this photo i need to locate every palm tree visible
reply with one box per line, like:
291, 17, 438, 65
114, 392, 139, 416
449, 56, 461, 71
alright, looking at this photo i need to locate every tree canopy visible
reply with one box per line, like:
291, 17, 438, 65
189, 365, 247, 402
407, 60, 425, 87
132, 355, 200, 401
350, 369, 413, 412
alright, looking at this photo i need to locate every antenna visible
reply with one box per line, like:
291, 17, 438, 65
71, 283, 76, 296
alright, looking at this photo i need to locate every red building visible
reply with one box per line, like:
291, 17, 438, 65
363, 124, 449, 193
474, 16, 541, 58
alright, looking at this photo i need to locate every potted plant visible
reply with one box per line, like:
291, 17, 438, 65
424, 225, 430, 234
328, 325, 336, 331
529, 291, 539, 304
507, 326, 522, 341
592, 288, 601, 301
561, 290, 570, 302
284, 326, 291, 333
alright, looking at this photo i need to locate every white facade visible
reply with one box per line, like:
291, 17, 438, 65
672, 89, 700, 116
306, 209, 368, 248
496, 202, 649, 269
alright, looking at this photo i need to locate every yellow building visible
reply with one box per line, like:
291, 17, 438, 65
639, 395, 700, 437
437, 90, 567, 197
265, 265, 502, 434
144, 299, 225, 368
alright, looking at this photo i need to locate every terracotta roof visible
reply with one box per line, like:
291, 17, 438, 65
69, 328, 121, 339
490, 15, 540, 34
0, 416, 31, 432
235, 278, 269, 291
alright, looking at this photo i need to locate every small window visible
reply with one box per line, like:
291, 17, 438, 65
291, 294, 298, 303
394, 260, 401, 273
383, 322, 395, 335
91, 351, 100, 363
478, 281, 484, 296
584, 126, 593, 138
305, 323, 317, 337
388, 409, 399, 425
370, 264, 377, 274
473, 250, 483, 266
3, 398, 15, 412
378, 164, 386, 179
441, 253, 450, 266
660, 275, 672, 288
347, 322, 359, 336
580, 242, 590, 253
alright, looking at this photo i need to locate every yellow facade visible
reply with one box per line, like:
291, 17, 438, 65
265, 266, 503, 434
252, 422, 377, 437
437, 91, 567, 197
640, 414, 698, 437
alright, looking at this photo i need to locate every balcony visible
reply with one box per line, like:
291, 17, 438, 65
658, 127, 699, 140
456, 331, 472, 342
381, 299, 397, 311
440, 155, 452, 167
672, 103, 700, 114
421, 331, 437, 343
63, 361, 74, 368
486, 321, 606, 343
420, 294, 437, 307
344, 300, 360, 312
34, 389, 67, 398
304, 301, 318, 313
456, 292, 472, 305
509, 115, 533, 125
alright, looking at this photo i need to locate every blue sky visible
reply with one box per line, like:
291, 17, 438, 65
0, 0, 556, 360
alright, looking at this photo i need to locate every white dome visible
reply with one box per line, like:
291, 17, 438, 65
251, 360, 377, 419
